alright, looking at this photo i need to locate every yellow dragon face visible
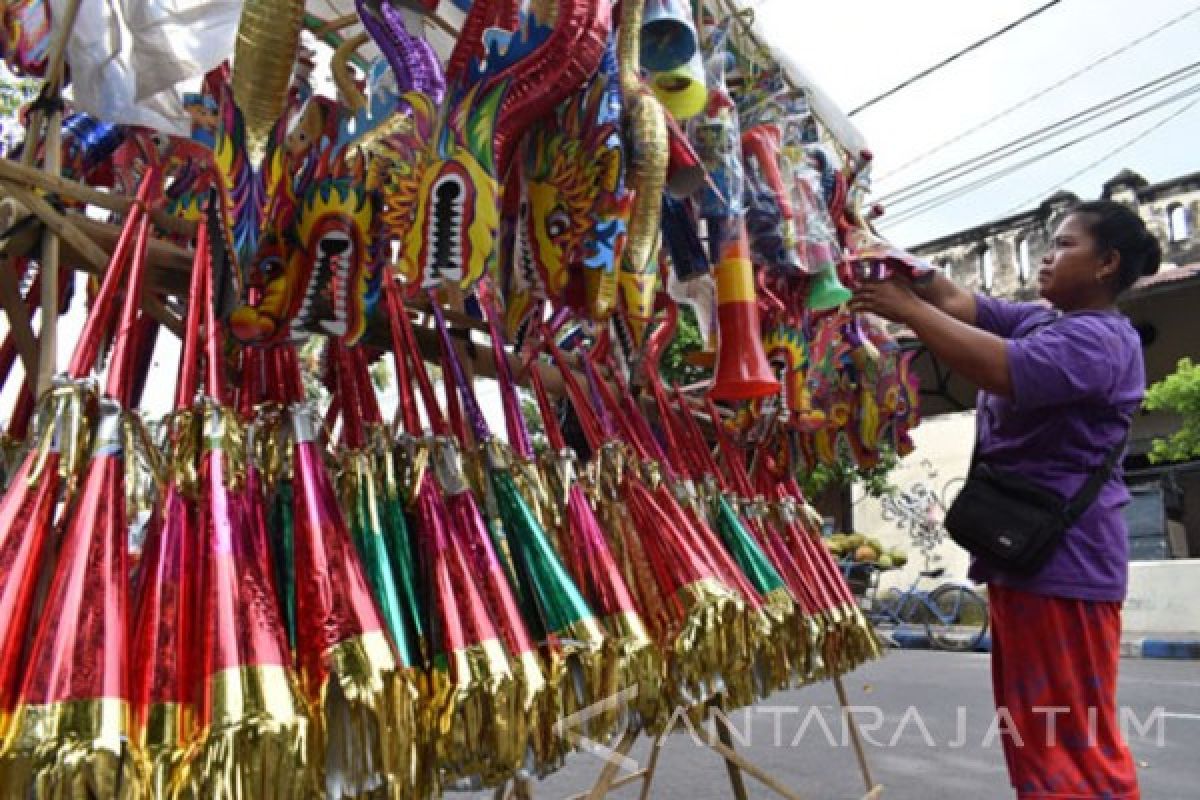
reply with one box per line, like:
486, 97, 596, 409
231, 178, 376, 344
380, 89, 503, 290
396, 147, 498, 288
762, 324, 814, 423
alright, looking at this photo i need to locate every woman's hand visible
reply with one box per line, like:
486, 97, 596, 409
850, 278, 923, 324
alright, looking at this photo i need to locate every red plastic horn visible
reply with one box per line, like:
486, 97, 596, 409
709, 221, 781, 400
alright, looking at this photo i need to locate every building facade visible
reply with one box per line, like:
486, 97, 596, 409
908, 168, 1200, 299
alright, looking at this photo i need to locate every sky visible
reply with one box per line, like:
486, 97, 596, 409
754, 0, 1200, 247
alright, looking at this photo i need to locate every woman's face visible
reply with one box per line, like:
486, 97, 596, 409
1038, 213, 1115, 310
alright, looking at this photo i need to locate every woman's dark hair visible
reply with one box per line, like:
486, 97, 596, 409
1072, 200, 1162, 293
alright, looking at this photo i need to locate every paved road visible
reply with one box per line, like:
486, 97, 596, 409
459, 650, 1200, 799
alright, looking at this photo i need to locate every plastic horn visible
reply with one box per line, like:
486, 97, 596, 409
806, 265, 852, 311
653, 49, 708, 122
709, 221, 781, 401
641, 0, 699, 72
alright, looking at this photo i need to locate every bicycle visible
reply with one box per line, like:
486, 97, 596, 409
841, 561, 989, 652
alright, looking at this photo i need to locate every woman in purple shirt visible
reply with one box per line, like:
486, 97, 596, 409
854, 200, 1159, 800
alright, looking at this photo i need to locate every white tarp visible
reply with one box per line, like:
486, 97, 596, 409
52, 0, 242, 135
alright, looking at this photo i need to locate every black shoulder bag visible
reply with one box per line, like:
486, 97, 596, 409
943, 434, 1126, 576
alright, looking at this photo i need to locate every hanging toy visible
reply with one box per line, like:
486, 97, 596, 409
615, 0, 670, 345
381, 0, 612, 290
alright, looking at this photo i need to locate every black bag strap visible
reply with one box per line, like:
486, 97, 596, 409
1062, 430, 1128, 524
965, 424, 1128, 524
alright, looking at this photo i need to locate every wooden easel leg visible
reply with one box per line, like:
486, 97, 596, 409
635, 727, 668, 800
584, 727, 639, 800
832, 673, 882, 798
696, 729, 808, 800
713, 702, 749, 800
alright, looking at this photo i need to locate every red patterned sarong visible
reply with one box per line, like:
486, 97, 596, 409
989, 583, 1140, 799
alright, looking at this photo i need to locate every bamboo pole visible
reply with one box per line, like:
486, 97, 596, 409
26, 0, 82, 395
0, 259, 39, 381
0, 160, 196, 238
833, 674, 881, 797
1, 184, 184, 338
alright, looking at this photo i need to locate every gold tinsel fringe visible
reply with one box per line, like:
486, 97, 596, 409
319, 633, 417, 799
426, 639, 523, 789
174, 666, 311, 800
0, 699, 143, 800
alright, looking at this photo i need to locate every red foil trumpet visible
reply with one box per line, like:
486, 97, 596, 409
0, 168, 165, 797
128, 214, 207, 795
277, 343, 417, 797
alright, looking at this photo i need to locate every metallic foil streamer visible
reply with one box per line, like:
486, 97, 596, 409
339, 448, 417, 669
176, 400, 310, 799
0, 401, 144, 799
129, 478, 196, 796
0, 381, 95, 733
710, 491, 795, 696
380, 433, 427, 667
289, 403, 417, 797
542, 448, 663, 735
485, 439, 611, 772
411, 469, 520, 790
434, 436, 544, 782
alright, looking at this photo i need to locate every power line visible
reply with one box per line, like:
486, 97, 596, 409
848, 0, 1065, 117
878, 85, 1200, 228
998, 96, 1200, 217
876, 4, 1200, 181
877, 61, 1200, 206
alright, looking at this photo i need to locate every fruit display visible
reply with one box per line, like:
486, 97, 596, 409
825, 532, 909, 569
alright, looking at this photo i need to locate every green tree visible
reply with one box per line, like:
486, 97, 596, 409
797, 445, 899, 502
659, 304, 711, 387
1144, 357, 1200, 463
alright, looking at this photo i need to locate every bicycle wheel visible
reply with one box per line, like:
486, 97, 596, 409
925, 584, 988, 652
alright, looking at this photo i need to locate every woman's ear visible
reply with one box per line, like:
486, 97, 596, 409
1097, 248, 1121, 285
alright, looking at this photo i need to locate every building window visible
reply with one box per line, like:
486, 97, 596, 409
979, 246, 994, 293
1168, 203, 1190, 242
1016, 238, 1032, 285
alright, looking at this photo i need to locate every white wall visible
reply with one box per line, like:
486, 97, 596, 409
852, 410, 976, 592
1123, 560, 1200, 634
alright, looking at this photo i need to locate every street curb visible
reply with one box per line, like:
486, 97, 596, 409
886, 628, 1200, 660
1120, 637, 1200, 660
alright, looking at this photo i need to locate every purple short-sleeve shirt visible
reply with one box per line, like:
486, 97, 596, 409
967, 294, 1145, 602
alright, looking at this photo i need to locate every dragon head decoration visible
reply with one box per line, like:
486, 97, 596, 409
506, 50, 630, 339
381, 88, 501, 290
230, 161, 379, 344
381, 0, 611, 294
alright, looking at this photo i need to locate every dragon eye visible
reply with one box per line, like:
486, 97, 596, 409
547, 210, 569, 239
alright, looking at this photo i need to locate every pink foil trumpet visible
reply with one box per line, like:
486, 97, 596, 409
275, 344, 418, 798
382, 280, 527, 788
545, 336, 740, 722
127, 212, 206, 795
175, 216, 312, 799
584, 341, 765, 710
525, 341, 663, 733
0, 168, 164, 797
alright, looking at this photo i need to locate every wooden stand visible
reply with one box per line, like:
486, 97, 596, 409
495, 674, 883, 800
